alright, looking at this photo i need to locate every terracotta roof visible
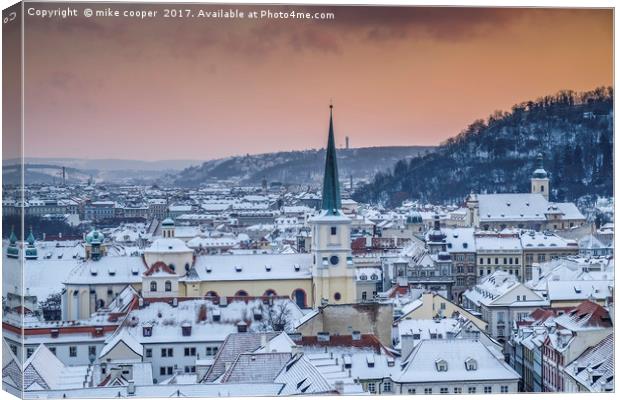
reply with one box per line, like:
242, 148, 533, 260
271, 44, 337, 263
144, 261, 176, 276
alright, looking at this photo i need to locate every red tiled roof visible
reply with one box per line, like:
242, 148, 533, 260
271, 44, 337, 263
144, 261, 176, 276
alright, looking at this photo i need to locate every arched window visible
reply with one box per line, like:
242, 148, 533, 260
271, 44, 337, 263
96, 299, 105, 310
264, 289, 277, 297
540, 185, 545, 192
169, 264, 175, 272
291, 289, 306, 308
185, 263, 190, 272
334, 292, 342, 301
165, 281, 172, 292
235, 290, 248, 297
150, 281, 157, 292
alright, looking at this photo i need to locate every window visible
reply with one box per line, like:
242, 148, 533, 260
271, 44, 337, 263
334, 292, 341, 301
167, 366, 173, 375
165, 280, 172, 292
161, 348, 173, 357
26, 348, 33, 358
69, 346, 77, 357
480, 258, 484, 264
10, 345, 17, 355
454, 387, 462, 394
160, 367, 166, 375
89, 346, 97, 356
146, 349, 152, 358
330, 227, 337, 235
424, 388, 432, 394
150, 281, 157, 292
383, 382, 392, 392
501, 386, 509, 393
407, 388, 416, 394
184, 347, 196, 356
468, 387, 476, 394
48, 346, 56, 355
330, 255, 339, 265
367, 383, 376, 393
484, 386, 492, 393
440, 388, 449, 394
206, 346, 219, 356
362, 292, 367, 300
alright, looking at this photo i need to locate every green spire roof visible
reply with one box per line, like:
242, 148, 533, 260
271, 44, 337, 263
9, 227, 17, 245
321, 105, 342, 215
26, 227, 35, 246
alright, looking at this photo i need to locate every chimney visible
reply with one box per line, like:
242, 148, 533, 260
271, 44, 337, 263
400, 333, 416, 360
260, 334, 269, 351
127, 380, 136, 396
237, 321, 248, 333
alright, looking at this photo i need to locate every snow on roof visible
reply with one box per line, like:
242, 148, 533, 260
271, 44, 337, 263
99, 329, 143, 359
553, 202, 586, 220
565, 333, 614, 392
202, 332, 280, 382
463, 271, 520, 306
146, 238, 192, 253
444, 228, 476, 253
546, 280, 613, 302
188, 253, 312, 282
220, 352, 292, 383
395, 339, 519, 383
24, 344, 89, 390
475, 235, 522, 252
64, 256, 145, 285
275, 354, 334, 395
395, 319, 461, 349
477, 193, 548, 222
521, 231, 576, 249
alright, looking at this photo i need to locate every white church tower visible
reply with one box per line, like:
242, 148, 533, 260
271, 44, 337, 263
309, 105, 356, 307
531, 153, 550, 201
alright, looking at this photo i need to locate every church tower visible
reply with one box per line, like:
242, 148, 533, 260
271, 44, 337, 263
310, 105, 356, 307
531, 153, 550, 201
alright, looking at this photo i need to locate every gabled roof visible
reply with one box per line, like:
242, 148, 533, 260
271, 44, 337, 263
554, 300, 613, 331
565, 334, 614, 392
201, 332, 279, 383
99, 329, 143, 359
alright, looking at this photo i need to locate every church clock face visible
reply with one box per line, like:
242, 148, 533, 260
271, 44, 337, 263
330, 255, 339, 265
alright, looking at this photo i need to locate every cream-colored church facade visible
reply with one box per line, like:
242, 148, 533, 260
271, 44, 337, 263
62, 107, 358, 320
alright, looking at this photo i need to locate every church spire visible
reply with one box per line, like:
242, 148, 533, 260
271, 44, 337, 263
321, 104, 342, 215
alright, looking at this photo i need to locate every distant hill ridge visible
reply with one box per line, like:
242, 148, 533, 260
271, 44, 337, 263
169, 146, 435, 187
353, 87, 613, 206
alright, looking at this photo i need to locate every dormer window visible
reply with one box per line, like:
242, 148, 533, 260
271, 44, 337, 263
465, 358, 478, 371
435, 359, 448, 372
181, 323, 192, 337
150, 281, 157, 292
143, 326, 152, 337
366, 354, 375, 368
330, 227, 337, 235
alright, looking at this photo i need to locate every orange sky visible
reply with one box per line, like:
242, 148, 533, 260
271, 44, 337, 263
20, 5, 612, 161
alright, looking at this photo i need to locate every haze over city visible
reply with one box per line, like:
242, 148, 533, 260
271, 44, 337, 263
19, 6, 613, 161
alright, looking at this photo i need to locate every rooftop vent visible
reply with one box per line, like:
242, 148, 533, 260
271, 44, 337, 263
265, 265, 271, 272
235, 266, 243, 272
205, 266, 212, 273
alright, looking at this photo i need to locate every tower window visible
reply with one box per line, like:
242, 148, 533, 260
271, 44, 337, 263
334, 292, 342, 301
541, 185, 545, 192
330, 227, 337, 235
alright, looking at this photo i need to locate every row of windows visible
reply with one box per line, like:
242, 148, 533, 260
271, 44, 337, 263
479, 257, 520, 265
144, 346, 219, 358
150, 281, 173, 292
405, 386, 509, 394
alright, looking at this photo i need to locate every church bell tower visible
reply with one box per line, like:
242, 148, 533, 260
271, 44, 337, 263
309, 105, 356, 307
531, 153, 550, 201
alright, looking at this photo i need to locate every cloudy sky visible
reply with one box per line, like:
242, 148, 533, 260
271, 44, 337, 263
21, 5, 612, 161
